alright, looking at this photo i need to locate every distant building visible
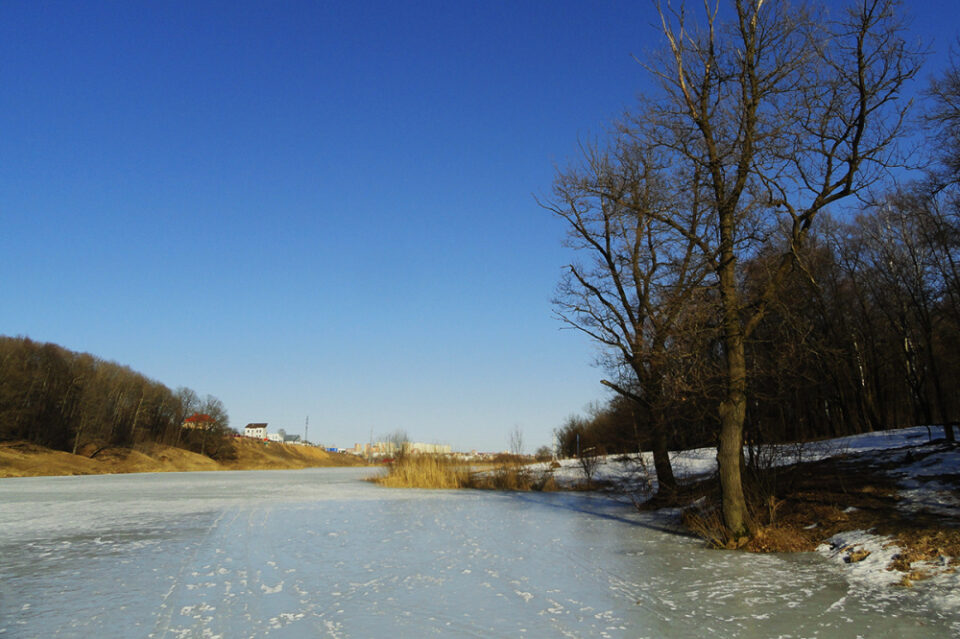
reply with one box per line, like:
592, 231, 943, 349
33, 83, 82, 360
408, 442, 451, 455
364, 441, 451, 457
267, 432, 284, 443
244, 423, 268, 439
182, 413, 215, 430
283, 434, 301, 444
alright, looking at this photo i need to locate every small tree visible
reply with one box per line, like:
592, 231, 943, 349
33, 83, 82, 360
577, 443, 604, 487
508, 425, 524, 457
547, 130, 714, 496
534, 445, 553, 462
384, 429, 410, 461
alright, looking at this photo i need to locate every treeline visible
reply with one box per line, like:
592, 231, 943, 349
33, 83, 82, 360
546, 0, 958, 536
556, 190, 960, 457
0, 336, 235, 460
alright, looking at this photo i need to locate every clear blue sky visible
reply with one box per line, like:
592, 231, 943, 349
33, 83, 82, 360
2, 1, 957, 452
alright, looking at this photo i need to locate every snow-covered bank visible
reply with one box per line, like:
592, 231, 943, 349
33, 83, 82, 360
532, 426, 960, 605
534, 426, 953, 492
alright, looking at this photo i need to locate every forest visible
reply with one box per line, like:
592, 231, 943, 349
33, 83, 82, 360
555, 194, 960, 454
0, 336, 235, 460
547, 0, 960, 538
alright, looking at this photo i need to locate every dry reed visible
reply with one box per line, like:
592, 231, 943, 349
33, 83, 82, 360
371, 455, 469, 489
372, 456, 559, 491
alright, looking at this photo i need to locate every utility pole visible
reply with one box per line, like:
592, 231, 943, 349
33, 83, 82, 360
305, 415, 309, 446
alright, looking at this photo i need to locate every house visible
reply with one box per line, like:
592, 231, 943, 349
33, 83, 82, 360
244, 423, 268, 439
182, 413, 215, 430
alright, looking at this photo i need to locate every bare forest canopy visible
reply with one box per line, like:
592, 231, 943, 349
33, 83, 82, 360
546, 0, 960, 536
0, 336, 234, 461
554, 194, 960, 457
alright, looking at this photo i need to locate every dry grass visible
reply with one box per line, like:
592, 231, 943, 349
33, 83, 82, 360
0, 438, 367, 477
0, 440, 220, 476
672, 454, 904, 551
673, 446, 960, 585
371, 455, 470, 489
372, 457, 561, 491
223, 438, 367, 470
467, 464, 559, 491
884, 527, 960, 586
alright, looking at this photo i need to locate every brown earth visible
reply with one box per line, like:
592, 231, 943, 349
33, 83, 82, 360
669, 445, 960, 581
221, 438, 367, 471
0, 437, 367, 478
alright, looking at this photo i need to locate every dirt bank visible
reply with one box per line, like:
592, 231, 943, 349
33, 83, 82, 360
0, 438, 367, 478
222, 438, 368, 471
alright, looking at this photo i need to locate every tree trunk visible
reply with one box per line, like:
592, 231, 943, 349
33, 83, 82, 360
920, 316, 954, 442
717, 240, 754, 539
130, 394, 145, 445
718, 376, 752, 538
72, 416, 86, 455
651, 422, 676, 497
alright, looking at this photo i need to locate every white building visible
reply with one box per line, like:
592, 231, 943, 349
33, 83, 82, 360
408, 442, 452, 455
244, 423, 268, 439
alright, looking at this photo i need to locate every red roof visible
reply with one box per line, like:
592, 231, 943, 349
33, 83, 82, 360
184, 413, 215, 423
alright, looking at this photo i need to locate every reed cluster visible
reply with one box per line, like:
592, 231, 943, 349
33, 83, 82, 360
371, 455, 469, 489
372, 455, 558, 491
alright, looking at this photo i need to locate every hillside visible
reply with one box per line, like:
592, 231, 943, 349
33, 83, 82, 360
222, 437, 368, 471
0, 437, 366, 478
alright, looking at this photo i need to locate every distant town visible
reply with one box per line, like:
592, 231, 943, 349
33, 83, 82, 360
238, 422, 500, 460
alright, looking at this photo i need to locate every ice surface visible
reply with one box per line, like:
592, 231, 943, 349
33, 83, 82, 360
1, 466, 957, 637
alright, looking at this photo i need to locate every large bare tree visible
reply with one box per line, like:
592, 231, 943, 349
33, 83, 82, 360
640, 0, 920, 537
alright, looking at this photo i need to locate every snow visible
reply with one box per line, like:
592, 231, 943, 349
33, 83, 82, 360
532, 425, 955, 491
816, 529, 960, 617
816, 530, 905, 588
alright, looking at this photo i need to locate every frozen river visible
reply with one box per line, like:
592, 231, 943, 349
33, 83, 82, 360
1, 468, 956, 638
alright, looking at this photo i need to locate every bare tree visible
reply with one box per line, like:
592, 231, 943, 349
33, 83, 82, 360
634, 0, 920, 537
547, 129, 714, 497
508, 424, 524, 457
842, 189, 959, 440
384, 429, 410, 461
172, 386, 199, 446
927, 45, 960, 186
198, 395, 231, 459
534, 445, 553, 461
577, 444, 603, 487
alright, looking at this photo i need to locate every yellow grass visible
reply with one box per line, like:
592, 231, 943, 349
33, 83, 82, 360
372, 456, 559, 491
223, 438, 367, 471
0, 438, 367, 478
371, 455, 469, 489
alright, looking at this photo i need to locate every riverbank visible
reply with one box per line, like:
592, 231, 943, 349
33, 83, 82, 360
373, 426, 960, 591
0, 437, 367, 478
543, 427, 960, 590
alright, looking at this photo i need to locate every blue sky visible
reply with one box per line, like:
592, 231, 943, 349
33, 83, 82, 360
2, 1, 957, 452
